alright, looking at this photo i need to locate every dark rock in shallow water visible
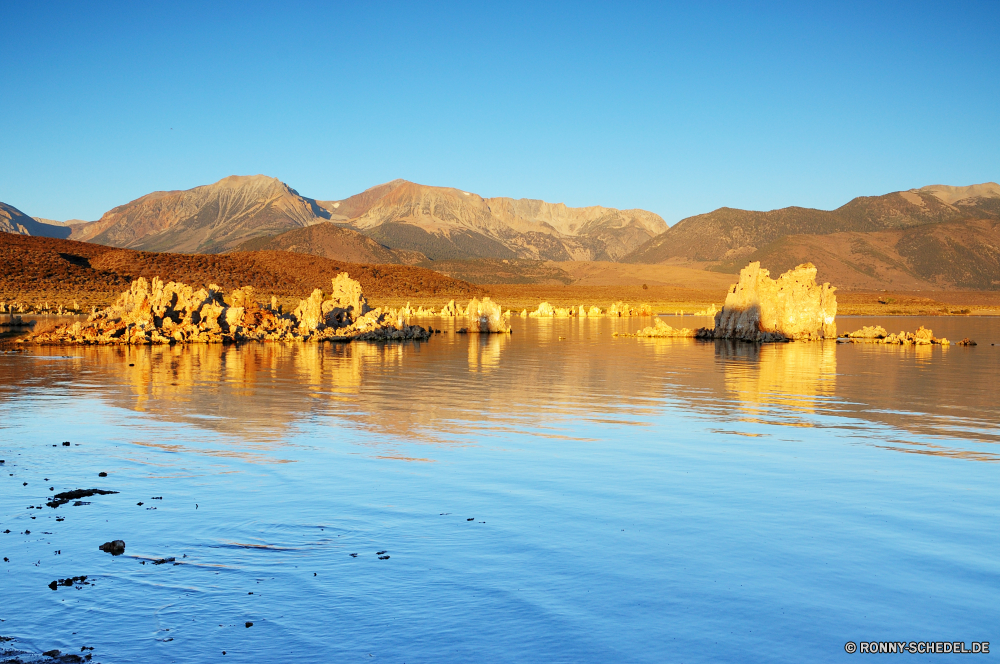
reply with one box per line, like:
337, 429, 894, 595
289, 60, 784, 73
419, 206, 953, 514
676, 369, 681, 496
47, 489, 118, 508
99, 539, 126, 555
98, 472, 107, 477
48, 575, 88, 590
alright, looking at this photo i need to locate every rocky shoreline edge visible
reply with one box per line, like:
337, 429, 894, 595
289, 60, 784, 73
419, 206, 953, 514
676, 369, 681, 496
13, 263, 980, 347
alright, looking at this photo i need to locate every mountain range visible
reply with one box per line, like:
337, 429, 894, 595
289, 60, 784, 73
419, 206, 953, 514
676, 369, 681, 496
316, 179, 667, 261
623, 182, 1000, 289
3, 177, 999, 290
56, 175, 667, 261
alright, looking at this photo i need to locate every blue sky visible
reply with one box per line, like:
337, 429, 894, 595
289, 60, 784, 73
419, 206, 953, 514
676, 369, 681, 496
1, 1, 997, 223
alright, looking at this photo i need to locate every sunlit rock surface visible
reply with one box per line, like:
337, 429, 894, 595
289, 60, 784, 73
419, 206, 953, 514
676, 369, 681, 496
698, 262, 837, 342
464, 297, 511, 333
519, 301, 650, 318
622, 318, 696, 338
528, 302, 555, 318
24, 274, 429, 345
840, 325, 951, 345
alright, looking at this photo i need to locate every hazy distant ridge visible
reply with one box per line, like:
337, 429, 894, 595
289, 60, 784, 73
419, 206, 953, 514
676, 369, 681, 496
0, 202, 72, 239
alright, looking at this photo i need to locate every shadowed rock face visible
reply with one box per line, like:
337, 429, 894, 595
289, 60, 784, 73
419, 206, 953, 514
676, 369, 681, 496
700, 262, 837, 342
24, 274, 430, 345
0, 202, 73, 239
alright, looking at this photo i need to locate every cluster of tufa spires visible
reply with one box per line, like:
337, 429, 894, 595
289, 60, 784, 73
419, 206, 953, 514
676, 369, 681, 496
23, 273, 432, 345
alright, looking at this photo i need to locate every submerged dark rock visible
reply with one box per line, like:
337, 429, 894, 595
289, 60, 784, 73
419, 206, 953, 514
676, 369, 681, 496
99, 540, 126, 555
48, 575, 88, 590
47, 489, 118, 508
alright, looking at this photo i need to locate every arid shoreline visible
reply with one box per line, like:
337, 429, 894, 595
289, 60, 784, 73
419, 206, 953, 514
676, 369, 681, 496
5, 285, 1000, 320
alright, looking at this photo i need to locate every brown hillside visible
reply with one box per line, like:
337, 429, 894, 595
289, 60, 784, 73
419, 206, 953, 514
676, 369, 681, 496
626, 183, 1000, 264
231, 222, 423, 265
415, 258, 576, 285
0, 233, 478, 308
5, 233, 1000, 316
713, 218, 1000, 290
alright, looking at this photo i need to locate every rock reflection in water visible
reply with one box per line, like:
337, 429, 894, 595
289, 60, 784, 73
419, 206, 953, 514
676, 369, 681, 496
715, 340, 837, 421
14, 343, 421, 442
468, 333, 508, 373
4, 315, 998, 463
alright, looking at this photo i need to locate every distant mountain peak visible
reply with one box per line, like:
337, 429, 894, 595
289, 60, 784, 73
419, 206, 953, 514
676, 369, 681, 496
69, 174, 325, 253
1, 202, 73, 239
917, 182, 1000, 205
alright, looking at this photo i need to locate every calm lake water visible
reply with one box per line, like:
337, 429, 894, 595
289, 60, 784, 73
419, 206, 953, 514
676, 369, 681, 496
2, 316, 998, 663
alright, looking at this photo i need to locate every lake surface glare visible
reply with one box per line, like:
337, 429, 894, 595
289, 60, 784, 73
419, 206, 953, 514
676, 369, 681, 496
2, 315, 998, 663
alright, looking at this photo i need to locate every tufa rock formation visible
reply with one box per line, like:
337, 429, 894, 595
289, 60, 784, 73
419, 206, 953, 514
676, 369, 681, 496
521, 301, 652, 318
528, 302, 556, 318
839, 325, 954, 345
697, 262, 836, 342
620, 318, 696, 338
464, 297, 510, 333
23, 274, 429, 345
